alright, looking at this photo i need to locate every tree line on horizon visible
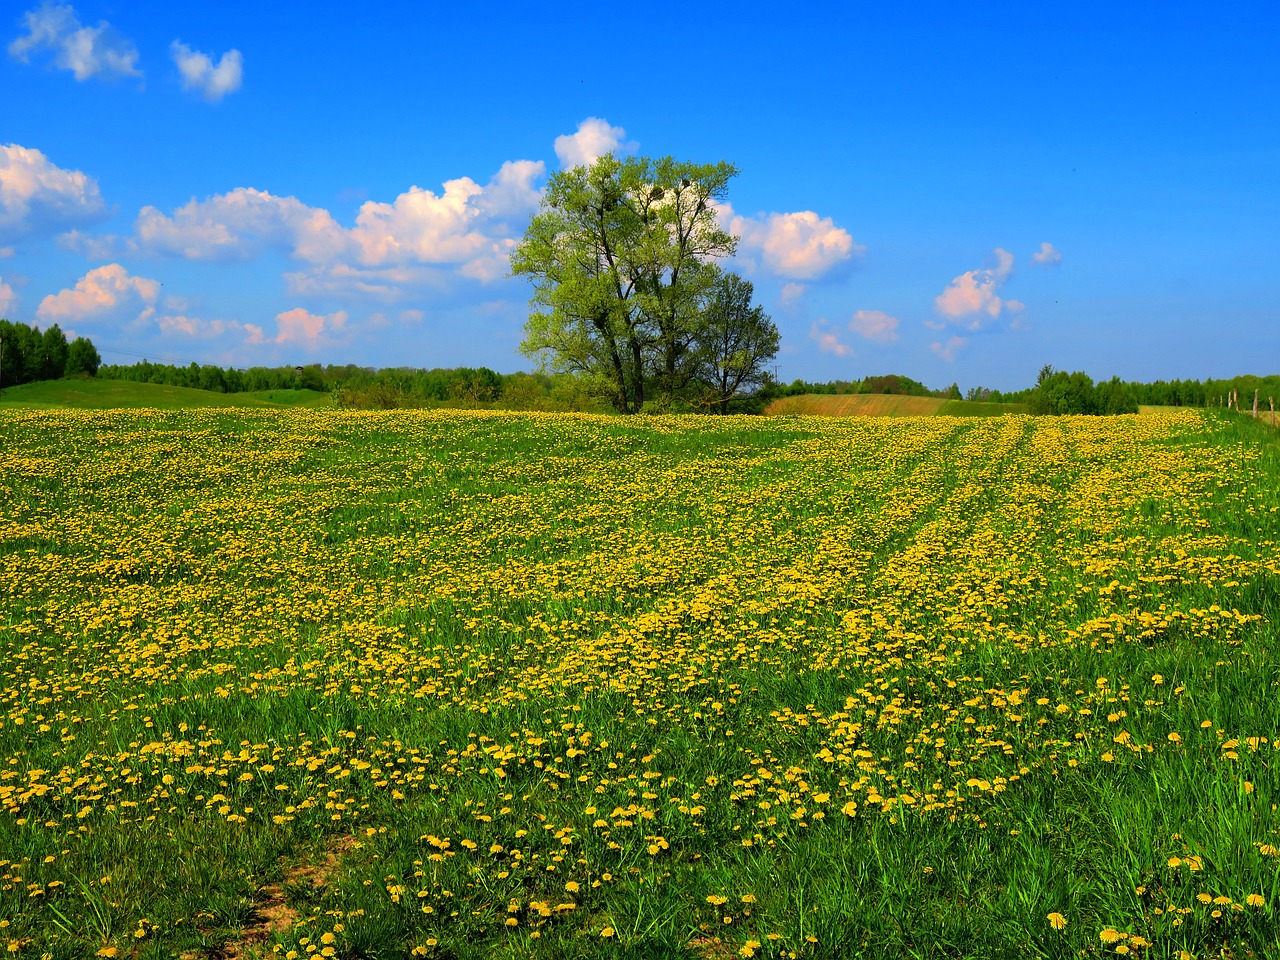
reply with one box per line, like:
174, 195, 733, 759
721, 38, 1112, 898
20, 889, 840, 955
75, 357, 1280, 417
4, 322, 1275, 420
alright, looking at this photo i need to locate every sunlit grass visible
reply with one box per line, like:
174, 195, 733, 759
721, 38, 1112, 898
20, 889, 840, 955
0, 408, 1276, 958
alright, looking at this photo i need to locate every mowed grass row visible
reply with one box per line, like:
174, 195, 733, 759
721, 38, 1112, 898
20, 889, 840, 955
0, 408, 1277, 959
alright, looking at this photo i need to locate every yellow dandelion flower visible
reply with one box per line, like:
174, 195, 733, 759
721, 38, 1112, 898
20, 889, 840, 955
1047, 912, 1066, 930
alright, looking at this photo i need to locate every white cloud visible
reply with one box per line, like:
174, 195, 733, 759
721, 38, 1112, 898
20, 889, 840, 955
809, 318, 853, 357
9, 2, 140, 81
1031, 241, 1062, 266
155, 313, 243, 338
554, 118, 635, 169
933, 248, 1014, 328
171, 41, 243, 102
133, 159, 544, 295
474, 159, 545, 220
0, 144, 107, 246
850, 309, 899, 343
353, 178, 508, 267
719, 202, 863, 281
57, 228, 124, 259
134, 187, 350, 263
36, 263, 159, 324
930, 336, 967, 363
246, 307, 348, 347
0, 275, 17, 318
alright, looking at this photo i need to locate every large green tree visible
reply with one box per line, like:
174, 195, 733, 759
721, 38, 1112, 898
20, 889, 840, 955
511, 154, 741, 413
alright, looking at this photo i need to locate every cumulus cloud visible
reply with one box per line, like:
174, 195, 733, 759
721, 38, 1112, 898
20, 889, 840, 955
282, 262, 438, 302
1031, 241, 1062, 266
0, 275, 17, 318
554, 118, 635, 169
245, 307, 348, 347
36, 263, 159, 324
933, 248, 1014, 328
0, 144, 107, 246
809, 318, 853, 357
134, 187, 349, 263
133, 160, 544, 297
9, 2, 140, 81
719, 202, 863, 281
351, 161, 543, 272
155, 313, 245, 338
850, 309, 899, 344
171, 41, 242, 102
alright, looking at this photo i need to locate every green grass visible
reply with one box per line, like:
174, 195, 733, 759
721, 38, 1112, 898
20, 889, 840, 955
0, 408, 1276, 959
0, 378, 331, 409
766, 393, 1030, 417
936, 399, 1030, 416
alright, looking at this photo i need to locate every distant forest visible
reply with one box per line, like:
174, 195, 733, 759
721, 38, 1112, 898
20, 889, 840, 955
87, 358, 1280, 417
1, 314, 1276, 416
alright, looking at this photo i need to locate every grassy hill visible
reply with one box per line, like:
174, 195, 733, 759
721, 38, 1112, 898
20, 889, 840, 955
0, 378, 331, 410
765, 393, 1029, 416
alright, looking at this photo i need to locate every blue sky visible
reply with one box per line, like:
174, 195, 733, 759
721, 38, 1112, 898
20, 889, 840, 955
2, 1, 1277, 391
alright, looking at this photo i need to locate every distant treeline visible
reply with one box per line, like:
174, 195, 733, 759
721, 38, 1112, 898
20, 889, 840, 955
1003, 369, 1280, 416
778, 374, 964, 400
0, 320, 102, 387
27, 349, 1280, 417
96, 360, 742, 413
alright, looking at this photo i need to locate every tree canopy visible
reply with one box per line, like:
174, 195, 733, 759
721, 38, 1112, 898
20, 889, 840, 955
511, 153, 778, 413
0, 320, 100, 387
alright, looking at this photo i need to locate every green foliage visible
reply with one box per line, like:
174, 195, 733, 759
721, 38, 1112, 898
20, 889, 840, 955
512, 153, 778, 413
1030, 367, 1138, 415
0, 319, 99, 386
690, 273, 780, 413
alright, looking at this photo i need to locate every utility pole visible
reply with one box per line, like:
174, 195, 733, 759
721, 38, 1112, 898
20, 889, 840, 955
0, 334, 5, 398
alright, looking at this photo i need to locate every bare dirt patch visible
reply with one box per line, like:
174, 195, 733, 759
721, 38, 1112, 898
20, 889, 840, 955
185, 835, 357, 960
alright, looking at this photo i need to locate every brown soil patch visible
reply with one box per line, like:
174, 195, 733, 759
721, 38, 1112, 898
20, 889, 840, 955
186, 835, 357, 960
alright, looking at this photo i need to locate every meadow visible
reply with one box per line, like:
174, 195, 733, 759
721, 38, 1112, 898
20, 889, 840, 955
0, 407, 1276, 959
761, 395, 1028, 417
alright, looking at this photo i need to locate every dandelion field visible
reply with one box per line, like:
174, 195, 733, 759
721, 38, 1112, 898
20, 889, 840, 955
0, 408, 1277, 960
